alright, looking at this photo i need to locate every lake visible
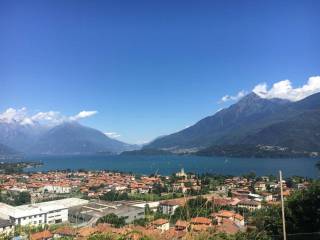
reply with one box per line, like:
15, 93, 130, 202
22, 154, 320, 178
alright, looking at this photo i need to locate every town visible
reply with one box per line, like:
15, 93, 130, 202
0, 166, 314, 240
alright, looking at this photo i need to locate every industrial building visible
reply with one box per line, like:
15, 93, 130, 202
0, 198, 88, 226
68, 200, 145, 225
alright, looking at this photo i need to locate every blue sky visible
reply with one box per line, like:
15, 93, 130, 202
0, 0, 320, 144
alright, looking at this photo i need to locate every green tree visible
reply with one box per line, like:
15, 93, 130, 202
252, 182, 320, 237
171, 196, 212, 223
133, 218, 148, 227
144, 204, 152, 216
285, 182, 320, 233
101, 191, 128, 201
14, 191, 31, 205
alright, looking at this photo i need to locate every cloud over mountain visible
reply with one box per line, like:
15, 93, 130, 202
0, 108, 98, 126
220, 90, 247, 103
220, 75, 320, 104
253, 76, 320, 101
69, 111, 98, 121
0, 107, 28, 123
104, 132, 121, 139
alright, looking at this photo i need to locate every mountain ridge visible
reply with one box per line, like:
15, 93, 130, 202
0, 121, 137, 155
144, 92, 320, 156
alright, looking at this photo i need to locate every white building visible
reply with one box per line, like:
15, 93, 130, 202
0, 198, 88, 226
133, 201, 160, 212
237, 199, 261, 211
160, 200, 180, 215
151, 218, 170, 232
176, 168, 187, 178
43, 184, 71, 194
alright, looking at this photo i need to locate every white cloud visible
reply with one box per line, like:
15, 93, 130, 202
104, 132, 121, 138
253, 76, 320, 101
31, 111, 66, 125
69, 111, 98, 121
20, 118, 34, 125
0, 107, 28, 123
0, 108, 98, 126
220, 90, 247, 103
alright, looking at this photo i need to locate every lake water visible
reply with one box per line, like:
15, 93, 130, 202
22, 155, 320, 178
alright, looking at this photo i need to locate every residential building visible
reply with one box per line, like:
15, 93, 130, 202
237, 200, 261, 211
160, 200, 180, 215
175, 220, 188, 232
254, 182, 267, 192
43, 184, 71, 194
151, 218, 169, 232
213, 210, 245, 227
190, 217, 212, 231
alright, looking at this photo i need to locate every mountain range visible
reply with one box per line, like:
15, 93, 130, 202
1, 92, 320, 158
143, 92, 320, 157
0, 121, 138, 156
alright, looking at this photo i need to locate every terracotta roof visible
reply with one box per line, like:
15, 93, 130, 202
213, 210, 244, 221
77, 227, 96, 237
162, 228, 186, 239
238, 199, 260, 206
160, 198, 187, 207
30, 230, 53, 240
216, 219, 240, 234
152, 218, 169, 226
192, 224, 210, 232
54, 226, 77, 236
191, 217, 211, 225
282, 190, 291, 196
215, 210, 235, 218
212, 197, 231, 206
175, 220, 188, 228
233, 213, 244, 221
95, 223, 113, 233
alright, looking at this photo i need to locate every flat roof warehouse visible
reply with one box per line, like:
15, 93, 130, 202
0, 198, 88, 219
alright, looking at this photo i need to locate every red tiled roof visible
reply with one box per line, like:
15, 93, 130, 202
175, 220, 188, 228
152, 218, 169, 226
30, 230, 53, 240
54, 226, 77, 236
77, 227, 96, 237
191, 217, 211, 225
216, 219, 240, 234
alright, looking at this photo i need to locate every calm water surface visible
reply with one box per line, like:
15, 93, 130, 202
23, 155, 320, 178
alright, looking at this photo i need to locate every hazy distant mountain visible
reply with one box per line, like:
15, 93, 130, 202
28, 122, 134, 155
145, 92, 320, 156
0, 120, 137, 155
0, 121, 47, 152
0, 143, 18, 156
